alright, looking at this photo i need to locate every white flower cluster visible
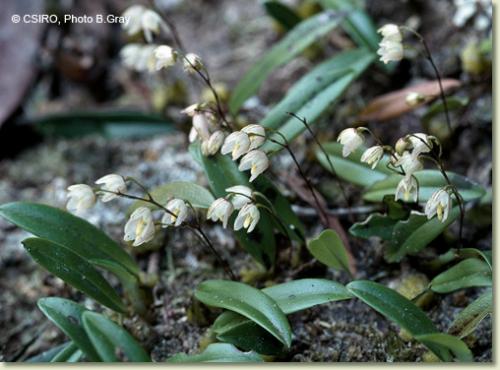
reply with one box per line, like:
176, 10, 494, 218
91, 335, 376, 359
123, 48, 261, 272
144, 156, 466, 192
207, 186, 260, 233
377, 24, 404, 64
66, 174, 192, 246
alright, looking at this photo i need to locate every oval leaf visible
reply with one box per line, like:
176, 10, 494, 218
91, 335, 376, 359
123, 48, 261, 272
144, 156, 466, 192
415, 333, 473, 362
0, 202, 139, 276
128, 181, 215, 213
363, 170, 486, 203
37, 297, 100, 361
307, 229, 352, 274
167, 343, 263, 363
195, 280, 292, 348
82, 311, 151, 362
448, 289, 492, 338
25, 238, 126, 312
430, 258, 492, 293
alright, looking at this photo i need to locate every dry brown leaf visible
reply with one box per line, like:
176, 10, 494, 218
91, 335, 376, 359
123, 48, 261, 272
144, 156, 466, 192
359, 79, 461, 122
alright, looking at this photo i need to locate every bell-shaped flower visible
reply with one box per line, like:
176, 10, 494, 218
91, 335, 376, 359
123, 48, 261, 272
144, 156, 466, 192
393, 151, 423, 177
207, 198, 234, 228
202, 131, 225, 156
378, 24, 402, 42
95, 174, 127, 202
377, 39, 404, 64
154, 45, 177, 70
241, 124, 266, 150
120, 44, 156, 72
192, 113, 211, 141
337, 128, 364, 157
408, 133, 432, 157
161, 199, 188, 227
234, 204, 260, 233
66, 184, 96, 214
395, 176, 418, 202
425, 188, 452, 222
183, 53, 204, 73
238, 150, 269, 182
124, 207, 155, 246
361, 146, 384, 169
225, 185, 253, 210
221, 131, 251, 160
122, 6, 163, 43
140, 9, 164, 42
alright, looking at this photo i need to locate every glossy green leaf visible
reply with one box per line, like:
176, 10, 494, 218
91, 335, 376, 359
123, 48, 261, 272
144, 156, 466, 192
128, 181, 215, 213
316, 142, 392, 186
263, 0, 302, 30
37, 297, 100, 361
167, 343, 263, 363
211, 279, 352, 354
82, 311, 151, 362
363, 170, 486, 203
385, 208, 460, 263
415, 333, 473, 362
346, 280, 454, 361
190, 143, 276, 267
34, 110, 174, 139
51, 342, 82, 362
448, 289, 492, 338
349, 213, 399, 241
430, 258, 492, 293
195, 280, 292, 348
0, 202, 139, 276
229, 11, 343, 114
25, 238, 126, 312
307, 229, 351, 274
262, 49, 375, 153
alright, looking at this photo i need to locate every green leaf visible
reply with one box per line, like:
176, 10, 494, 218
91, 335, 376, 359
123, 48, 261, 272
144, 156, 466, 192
195, 280, 292, 348
346, 280, 456, 361
82, 311, 151, 362
37, 297, 100, 361
229, 11, 344, 114
415, 333, 473, 362
26, 238, 126, 312
26, 343, 72, 363
191, 143, 276, 267
34, 110, 174, 139
0, 202, 139, 276
349, 213, 399, 241
262, 49, 375, 153
315, 142, 392, 186
455, 248, 492, 271
263, 0, 302, 30
385, 208, 460, 263
317, 0, 380, 52
211, 278, 352, 355
167, 343, 263, 363
448, 289, 492, 338
51, 342, 82, 362
307, 229, 352, 274
430, 258, 492, 293
128, 181, 215, 213
363, 170, 486, 203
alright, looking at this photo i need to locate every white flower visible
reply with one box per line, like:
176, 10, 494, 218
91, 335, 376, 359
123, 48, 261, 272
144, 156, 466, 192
202, 131, 225, 156
221, 131, 251, 160
188, 127, 198, 143
183, 53, 204, 73
395, 176, 418, 202
393, 151, 423, 177
122, 5, 144, 35
361, 146, 384, 169
378, 24, 402, 42
395, 137, 410, 155
238, 150, 269, 182
377, 39, 404, 64
140, 9, 163, 43
124, 207, 155, 246
161, 199, 188, 227
226, 185, 253, 210
154, 45, 177, 70
192, 113, 211, 141
122, 5, 163, 43
337, 128, 364, 157
425, 188, 452, 222
66, 184, 96, 214
405, 92, 426, 107
95, 174, 126, 202
120, 44, 156, 72
207, 198, 234, 228
408, 133, 432, 156
241, 124, 266, 150
234, 204, 260, 233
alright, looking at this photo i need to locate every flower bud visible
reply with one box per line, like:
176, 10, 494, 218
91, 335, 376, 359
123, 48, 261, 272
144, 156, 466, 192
405, 92, 426, 107
95, 174, 126, 202
66, 184, 96, 215
203, 131, 225, 156
192, 113, 211, 141
183, 53, 204, 73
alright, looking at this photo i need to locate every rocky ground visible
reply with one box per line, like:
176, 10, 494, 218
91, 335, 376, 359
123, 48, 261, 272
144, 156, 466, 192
0, 0, 492, 362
